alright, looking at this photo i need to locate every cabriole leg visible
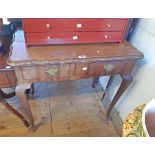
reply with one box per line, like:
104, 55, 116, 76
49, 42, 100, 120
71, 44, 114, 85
101, 75, 115, 101
106, 74, 133, 118
15, 83, 35, 131
92, 77, 99, 88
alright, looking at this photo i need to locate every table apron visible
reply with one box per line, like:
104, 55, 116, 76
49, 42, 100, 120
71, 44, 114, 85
14, 60, 136, 83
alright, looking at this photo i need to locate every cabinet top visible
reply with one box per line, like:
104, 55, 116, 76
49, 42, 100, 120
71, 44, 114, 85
8, 30, 144, 67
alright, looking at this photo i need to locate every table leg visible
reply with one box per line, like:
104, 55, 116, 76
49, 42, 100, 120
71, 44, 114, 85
0, 89, 29, 128
101, 75, 115, 101
30, 83, 35, 95
92, 77, 99, 88
15, 83, 35, 131
106, 74, 133, 118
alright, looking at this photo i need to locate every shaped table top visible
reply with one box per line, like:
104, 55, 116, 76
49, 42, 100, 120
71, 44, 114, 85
8, 30, 144, 66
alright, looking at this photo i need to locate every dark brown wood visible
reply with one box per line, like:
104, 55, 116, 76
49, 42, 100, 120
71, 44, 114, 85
92, 77, 99, 88
0, 84, 35, 130
7, 30, 143, 131
101, 75, 115, 100
0, 89, 29, 128
15, 83, 35, 131
8, 41, 143, 66
89, 63, 106, 76
29, 83, 35, 95
0, 79, 119, 137
106, 74, 133, 118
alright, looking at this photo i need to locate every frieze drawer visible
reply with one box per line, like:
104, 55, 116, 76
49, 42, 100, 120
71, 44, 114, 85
89, 61, 136, 76
21, 60, 135, 82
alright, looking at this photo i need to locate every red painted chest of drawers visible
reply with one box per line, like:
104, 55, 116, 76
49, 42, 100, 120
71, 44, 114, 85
22, 18, 128, 46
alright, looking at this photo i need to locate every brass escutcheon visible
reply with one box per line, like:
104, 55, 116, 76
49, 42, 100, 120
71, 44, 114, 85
46, 67, 57, 76
104, 63, 115, 72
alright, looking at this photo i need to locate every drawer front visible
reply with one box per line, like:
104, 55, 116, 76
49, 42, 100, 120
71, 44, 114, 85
22, 66, 37, 80
22, 63, 91, 81
44, 64, 71, 81
89, 60, 136, 76
23, 18, 128, 32
88, 63, 106, 76
74, 63, 90, 78
26, 32, 123, 45
103, 61, 124, 75
21, 61, 135, 82
22, 64, 72, 81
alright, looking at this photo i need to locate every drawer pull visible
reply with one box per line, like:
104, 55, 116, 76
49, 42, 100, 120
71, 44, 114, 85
6, 66, 11, 69
46, 24, 50, 28
78, 55, 86, 58
82, 67, 88, 71
46, 67, 57, 76
104, 63, 115, 72
77, 24, 82, 28
73, 36, 78, 40
106, 24, 111, 28
97, 50, 100, 53
47, 36, 51, 40
104, 35, 108, 39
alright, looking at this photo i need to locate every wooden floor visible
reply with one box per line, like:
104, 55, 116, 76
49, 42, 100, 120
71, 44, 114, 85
0, 78, 118, 136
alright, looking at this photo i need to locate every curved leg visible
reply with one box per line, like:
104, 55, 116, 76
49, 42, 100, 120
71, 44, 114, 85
101, 75, 115, 100
106, 74, 133, 118
1, 98, 29, 127
92, 77, 99, 88
15, 83, 35, 131
0, 89, 29, 128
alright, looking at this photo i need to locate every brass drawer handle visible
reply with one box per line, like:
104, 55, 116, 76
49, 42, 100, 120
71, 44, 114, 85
46, 23, 50, 28
106, 24, 111, 28
104, 63, 115, 72
104, 35, 108, 39
46, 67, 57, 76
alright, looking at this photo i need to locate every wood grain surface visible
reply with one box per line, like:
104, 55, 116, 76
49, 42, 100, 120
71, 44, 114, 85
0, 79, 118, 136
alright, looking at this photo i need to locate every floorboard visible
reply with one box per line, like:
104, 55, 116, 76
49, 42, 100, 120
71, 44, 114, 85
0, 78, 118, 136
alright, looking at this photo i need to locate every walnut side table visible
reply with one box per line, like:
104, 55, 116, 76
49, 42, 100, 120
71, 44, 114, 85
8, 41, 143, 131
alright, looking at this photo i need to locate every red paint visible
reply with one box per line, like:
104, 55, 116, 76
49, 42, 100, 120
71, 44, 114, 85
22, 18, 128, 46
23, 18, 127, 32
26, 32, 123, 45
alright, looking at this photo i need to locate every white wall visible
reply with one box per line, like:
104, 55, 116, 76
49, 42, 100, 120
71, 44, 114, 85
99, 18, 155, 120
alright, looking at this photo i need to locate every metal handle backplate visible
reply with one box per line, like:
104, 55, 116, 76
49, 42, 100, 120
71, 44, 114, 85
46, 67, 57, 76
104, 63, 115, 72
